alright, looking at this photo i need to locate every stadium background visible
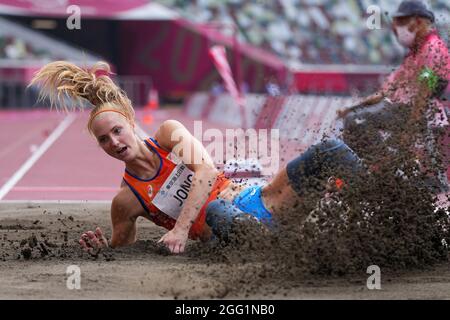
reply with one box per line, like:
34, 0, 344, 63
0, 0, 448, 201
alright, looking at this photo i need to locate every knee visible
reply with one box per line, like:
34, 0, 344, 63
315, 138, 345, 153
205, 199, 244, 227
206, 199, 227, 226
206, 199, 249, 243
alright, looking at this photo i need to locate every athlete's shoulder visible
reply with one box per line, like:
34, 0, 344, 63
159, 119, 185, 130
154, 119, 189, 151
155, 119, 186, 139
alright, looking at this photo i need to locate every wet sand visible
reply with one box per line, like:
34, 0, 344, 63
0, 202, 449, 300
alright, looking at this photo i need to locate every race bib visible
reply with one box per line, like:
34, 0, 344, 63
152, 162, 194, 220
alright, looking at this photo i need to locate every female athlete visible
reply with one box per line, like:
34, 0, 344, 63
30, 61, 361, 255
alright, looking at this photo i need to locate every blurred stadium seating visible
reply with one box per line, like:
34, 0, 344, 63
156, 0, 449, 66
0, 1, 448, 106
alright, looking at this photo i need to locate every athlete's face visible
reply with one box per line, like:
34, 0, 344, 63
91, 112, 139, 162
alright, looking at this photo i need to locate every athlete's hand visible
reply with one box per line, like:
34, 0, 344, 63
79, 227, 109, 256
158, 227, 189, 254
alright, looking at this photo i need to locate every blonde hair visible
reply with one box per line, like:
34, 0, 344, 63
29, 61, 135, 133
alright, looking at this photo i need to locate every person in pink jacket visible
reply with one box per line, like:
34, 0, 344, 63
339, 1, 448, 125
338, 1, 449, 192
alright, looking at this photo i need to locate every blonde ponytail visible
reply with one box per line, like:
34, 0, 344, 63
29, 60, 135, 132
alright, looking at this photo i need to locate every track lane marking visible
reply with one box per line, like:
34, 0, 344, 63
0, 114, 76, 200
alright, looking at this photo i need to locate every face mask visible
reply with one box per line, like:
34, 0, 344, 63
395, 25, 416, 48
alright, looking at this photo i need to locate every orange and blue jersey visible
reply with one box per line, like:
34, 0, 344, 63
122, 137, 230, 240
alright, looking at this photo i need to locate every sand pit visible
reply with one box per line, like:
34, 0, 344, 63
0, 202, 449, 300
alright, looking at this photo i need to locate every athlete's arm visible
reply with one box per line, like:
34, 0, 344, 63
154, 120, 218, 253
109, 187, 146, 248
79, 187, 144, 254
